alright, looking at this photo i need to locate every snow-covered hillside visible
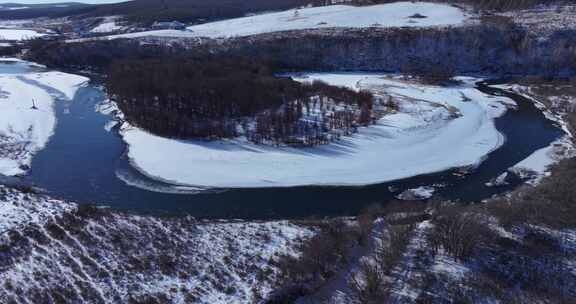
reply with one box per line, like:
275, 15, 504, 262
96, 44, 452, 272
90, 21, 121, 33
91, 2, 468, 41
185, 2, 468, 38
0, 186, 314, 303
90, 17, 123, 33
0, 60, 88, 176
116, 74, 512, 189
0, 29, 44, 41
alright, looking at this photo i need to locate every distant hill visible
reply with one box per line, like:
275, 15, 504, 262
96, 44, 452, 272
0, 2, 92, 19
64, 0, 322, 24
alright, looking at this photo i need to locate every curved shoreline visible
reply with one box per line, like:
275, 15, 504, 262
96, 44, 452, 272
6, 69, 564, 219
118, 74, 514, 189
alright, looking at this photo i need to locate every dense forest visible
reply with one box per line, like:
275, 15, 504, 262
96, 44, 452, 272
106, 57, 376, 146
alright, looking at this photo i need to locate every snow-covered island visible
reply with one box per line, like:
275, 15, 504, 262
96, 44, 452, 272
115, 74, 514, 189
0, 59, 88, 176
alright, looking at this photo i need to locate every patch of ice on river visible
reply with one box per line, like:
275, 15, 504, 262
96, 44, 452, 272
508, 135, 575, 185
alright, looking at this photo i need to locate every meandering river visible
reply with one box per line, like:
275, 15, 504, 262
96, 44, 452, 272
0, 62, 565, 219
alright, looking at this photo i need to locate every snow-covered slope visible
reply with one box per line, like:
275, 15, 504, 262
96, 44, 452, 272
91, 2, 467, 41
0, 29, 44, 41
90, 17, 123, 34
185, 2, 467, 38
0, 60, 88, 176
90, 21, 121, 33
0, 186, 313, 303
0, 187, 74, 233
117, 74, 512, 189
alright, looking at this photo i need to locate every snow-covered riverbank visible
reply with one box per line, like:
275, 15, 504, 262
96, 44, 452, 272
117, 74, 514, 189
0, 59, 88, 176
489, 83, 576, 184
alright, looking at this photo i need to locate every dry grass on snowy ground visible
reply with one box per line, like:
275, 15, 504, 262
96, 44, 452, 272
0, 187, 315, 304
2, 158, 576, 304
2, 156, 576, 304
501, 4, 576, 37
277, 158, 576, 303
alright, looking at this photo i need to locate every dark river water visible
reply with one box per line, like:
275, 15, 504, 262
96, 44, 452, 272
0, 62, 565, 219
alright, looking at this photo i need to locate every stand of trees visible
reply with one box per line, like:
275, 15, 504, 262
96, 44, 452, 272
106, 57, 374, 146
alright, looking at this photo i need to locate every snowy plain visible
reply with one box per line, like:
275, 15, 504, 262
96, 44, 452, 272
119, 74, 513, 189
0, 60, 88, 176
87, 2, 468, 41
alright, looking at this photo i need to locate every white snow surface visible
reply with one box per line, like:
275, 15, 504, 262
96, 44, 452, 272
186, 2, 467, 38
514, 145, 557, 174
0, 186, 74, 234
0, 61, 88, 176
0, 28, 44, 41
509, 136, 575, 184
119, 74, 513, 189
92, 2, 467, 41
90, 20, 122, 33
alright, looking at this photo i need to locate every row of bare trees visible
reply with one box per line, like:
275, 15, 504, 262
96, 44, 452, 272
106, 57, 374, 146
350, 224, 413, 304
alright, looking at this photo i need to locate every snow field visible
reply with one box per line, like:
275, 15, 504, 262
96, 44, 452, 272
90, 17, 123, 33
86, 2, 468, 41
185, 2, 468, 38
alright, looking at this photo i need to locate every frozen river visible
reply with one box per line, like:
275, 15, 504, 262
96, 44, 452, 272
0, 62, 565, 219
